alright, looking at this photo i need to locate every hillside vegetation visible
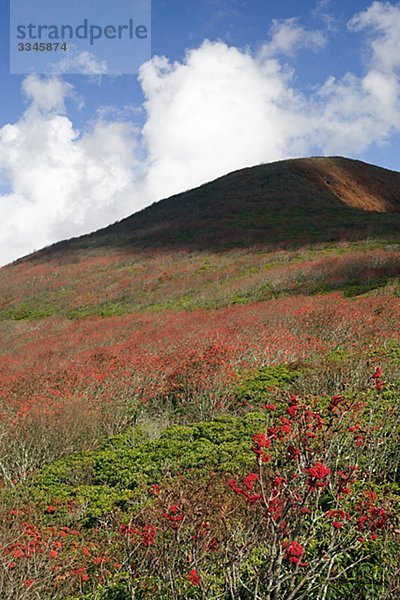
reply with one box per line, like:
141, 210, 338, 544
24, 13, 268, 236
0, 157, 399, 598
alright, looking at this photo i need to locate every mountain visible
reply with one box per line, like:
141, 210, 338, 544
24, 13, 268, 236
25, 156, 400, 262
3, 154, 399, 319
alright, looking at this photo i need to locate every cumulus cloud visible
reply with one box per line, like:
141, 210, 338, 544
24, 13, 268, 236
0, 81, 142, 265
1, 1, 400, 266
139, 43, 309, 199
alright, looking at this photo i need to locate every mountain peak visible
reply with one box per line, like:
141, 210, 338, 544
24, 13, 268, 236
22, 156, 400, 262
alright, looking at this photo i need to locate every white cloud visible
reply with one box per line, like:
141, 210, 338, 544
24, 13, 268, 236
348, 1, 400, 73
21, 75, 75, 113
313, 1, 400, 152
312, 0, 338, 32
139, 42, 309, 199
313, 72, 395, 152
260, 17, 326, 58
1, 2, 400, 266
48, 48, 109, 76
0, 82, 142, 265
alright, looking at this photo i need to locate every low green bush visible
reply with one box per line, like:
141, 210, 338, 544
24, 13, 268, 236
29, 413, 266, 525
234, 363, 304, 407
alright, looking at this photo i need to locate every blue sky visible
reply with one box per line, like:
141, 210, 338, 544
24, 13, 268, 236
1, 0, 400, 264
0, 0, 376, 127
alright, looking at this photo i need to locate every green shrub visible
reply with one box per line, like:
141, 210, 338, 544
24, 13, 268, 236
235, 363, 304, 406
29, 413, 266, 525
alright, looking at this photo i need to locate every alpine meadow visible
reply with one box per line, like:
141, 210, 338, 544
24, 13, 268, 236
0, 156, 400, 598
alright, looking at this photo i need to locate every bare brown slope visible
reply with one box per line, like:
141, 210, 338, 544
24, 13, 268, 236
298, 157, 400, 212
23, 156, 400, 262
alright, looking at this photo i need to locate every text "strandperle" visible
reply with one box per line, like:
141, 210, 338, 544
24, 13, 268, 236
16, 19, 148, 46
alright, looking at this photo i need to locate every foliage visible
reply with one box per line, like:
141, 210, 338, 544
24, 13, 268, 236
234, 362, 305, 409
28, 413, 265, 525
1, 212, 400, 597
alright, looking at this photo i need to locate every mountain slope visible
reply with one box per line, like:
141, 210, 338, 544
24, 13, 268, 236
1, 157, 400, 599
27, 156, 400, 261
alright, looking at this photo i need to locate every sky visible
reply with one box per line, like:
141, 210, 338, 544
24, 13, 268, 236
1, 0, 400, 266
